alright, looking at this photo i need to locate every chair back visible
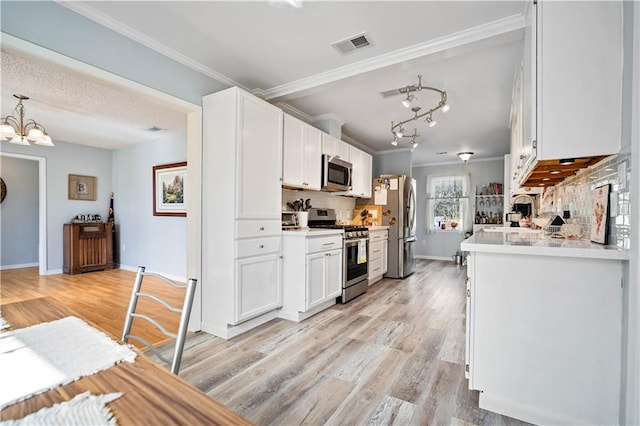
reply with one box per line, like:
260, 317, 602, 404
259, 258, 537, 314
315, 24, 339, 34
122, 266, 197, 374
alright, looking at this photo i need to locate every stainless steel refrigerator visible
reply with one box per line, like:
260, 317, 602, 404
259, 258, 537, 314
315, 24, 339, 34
362, 175, 416, 278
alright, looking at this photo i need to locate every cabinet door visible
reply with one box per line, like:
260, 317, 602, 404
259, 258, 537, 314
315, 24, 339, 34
360, 151, 372, 198
521, 0, 537, 170
537, 1, 622, 160
325, 249, 342, 299
234, 253, 282, 324
306, 252, 326, 310
303, 124, 322, 191
322, 134, 350, 161
236, 92, 283, 219
283, 114, 305, 188
465, 253, 473, 385
381, 238, 388, 275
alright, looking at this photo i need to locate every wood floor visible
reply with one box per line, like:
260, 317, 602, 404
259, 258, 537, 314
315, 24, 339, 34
0, 267, 184, 349
1, 261, 529, 425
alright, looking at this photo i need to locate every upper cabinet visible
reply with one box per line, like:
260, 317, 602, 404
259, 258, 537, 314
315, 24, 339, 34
322, 133, 350, 161
283, 114, 322, 191
347, 145, 372, 198
515, 1, 622, 187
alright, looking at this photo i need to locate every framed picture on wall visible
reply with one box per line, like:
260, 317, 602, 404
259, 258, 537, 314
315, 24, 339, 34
68, 174, 97, 201
153, 162, 187, 217
590, 184, 610, 244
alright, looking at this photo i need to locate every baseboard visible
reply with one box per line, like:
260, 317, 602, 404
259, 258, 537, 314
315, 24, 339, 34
119, 264, 186, 283
479, 392, 592, 425
0, 262, 38, 270
415, 255, 453, 261
46, 269, 63, 275
278, 299, 335, 322
201, 310, 280, 340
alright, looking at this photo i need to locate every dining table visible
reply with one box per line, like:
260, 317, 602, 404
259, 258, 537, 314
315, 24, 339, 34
0, 297, 251, 425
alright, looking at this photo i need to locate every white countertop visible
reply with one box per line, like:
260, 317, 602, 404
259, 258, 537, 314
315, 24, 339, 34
461, 229, 629, 260
282, 228, 344, 236
368, 226, 389, 231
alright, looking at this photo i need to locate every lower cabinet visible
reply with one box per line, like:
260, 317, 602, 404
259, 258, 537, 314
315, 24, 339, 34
368, 228, 388, 284
465, 251, 623, 425
281, 232, 343, 321
234, 253, 282, 324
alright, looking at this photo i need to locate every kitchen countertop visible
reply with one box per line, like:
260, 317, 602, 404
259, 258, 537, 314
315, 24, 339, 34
282, 228, 344, 236
368, 226, 389, 230
461, 229, 629, 260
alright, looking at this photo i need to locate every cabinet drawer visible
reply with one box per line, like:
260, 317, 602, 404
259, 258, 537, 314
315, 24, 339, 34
236, 237, 282, 258
369, 230, 388, 243
306, 235, 342, 254
369, 258, 383, 277
236, 220, 281, 238
370, 241, 383, 261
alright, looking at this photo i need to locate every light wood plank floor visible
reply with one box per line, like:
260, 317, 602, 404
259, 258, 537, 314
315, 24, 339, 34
2, 262, 529, 425
158, 260, 530, 425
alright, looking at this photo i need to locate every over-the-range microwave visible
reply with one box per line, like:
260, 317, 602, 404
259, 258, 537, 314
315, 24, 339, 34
322, 154, 352, 192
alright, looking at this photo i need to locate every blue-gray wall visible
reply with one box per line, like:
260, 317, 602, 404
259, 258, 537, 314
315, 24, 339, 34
0, 1, 226, 106
112, 132, 187, 278
373, 150, 413, 177
0, 156, 39, 268
1, 142, 113, 272
413, 158, 504, 259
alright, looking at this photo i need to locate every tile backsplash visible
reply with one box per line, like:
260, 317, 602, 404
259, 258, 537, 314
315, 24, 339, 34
539, 154, 631, 249
282, 189, 356, 224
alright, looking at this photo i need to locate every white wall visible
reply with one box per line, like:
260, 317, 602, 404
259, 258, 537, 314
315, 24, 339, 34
1, 142, 112, 272
0, 156, 39, 268
413, 158, 504, 259
112, 132, 187, 279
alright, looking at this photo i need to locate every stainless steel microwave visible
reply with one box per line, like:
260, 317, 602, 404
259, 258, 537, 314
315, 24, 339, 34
322, 154, 352, 191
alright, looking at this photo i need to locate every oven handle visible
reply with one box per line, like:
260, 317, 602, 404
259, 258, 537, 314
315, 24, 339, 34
344, 237, 369, 246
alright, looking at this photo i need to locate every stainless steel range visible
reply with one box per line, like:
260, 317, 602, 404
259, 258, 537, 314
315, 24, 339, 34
307, 208, 369, 303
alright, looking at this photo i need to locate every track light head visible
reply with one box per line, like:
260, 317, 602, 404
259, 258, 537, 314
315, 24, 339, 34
442, 102, 450, 113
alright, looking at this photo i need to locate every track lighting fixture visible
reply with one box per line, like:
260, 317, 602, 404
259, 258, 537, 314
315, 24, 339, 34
388, 75, 449, 148
390, 126, 421, 151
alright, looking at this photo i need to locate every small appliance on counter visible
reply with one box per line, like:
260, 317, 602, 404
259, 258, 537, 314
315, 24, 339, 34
281, 211, 298, 230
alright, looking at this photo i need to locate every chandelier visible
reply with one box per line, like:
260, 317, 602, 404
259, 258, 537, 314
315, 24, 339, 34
390, 75, 449, 151
1, 94, 54, 146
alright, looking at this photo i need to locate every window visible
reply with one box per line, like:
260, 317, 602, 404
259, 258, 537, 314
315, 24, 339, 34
426, 174, 471, 232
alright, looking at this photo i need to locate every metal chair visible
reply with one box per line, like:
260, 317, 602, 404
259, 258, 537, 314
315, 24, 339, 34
122, 266, 197, 374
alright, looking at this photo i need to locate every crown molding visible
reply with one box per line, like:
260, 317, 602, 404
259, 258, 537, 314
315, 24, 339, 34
264, 13, 525, 100
56, 1, 245, 91
275, 102, 314, 123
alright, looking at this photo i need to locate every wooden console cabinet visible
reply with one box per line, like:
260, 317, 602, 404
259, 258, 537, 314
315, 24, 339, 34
63, 223, 114, 274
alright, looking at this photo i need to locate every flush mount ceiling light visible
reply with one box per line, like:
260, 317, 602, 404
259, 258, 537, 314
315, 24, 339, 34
1, 94, 54, 146
389, 75, 449, 148
457, 152, 473, 162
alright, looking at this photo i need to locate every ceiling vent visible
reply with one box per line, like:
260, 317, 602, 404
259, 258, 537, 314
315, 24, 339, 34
146, 126, 165, 132
332, 32, 372, 55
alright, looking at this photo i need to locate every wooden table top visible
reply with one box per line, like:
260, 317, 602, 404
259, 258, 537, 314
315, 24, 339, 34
0, 297, 251, 425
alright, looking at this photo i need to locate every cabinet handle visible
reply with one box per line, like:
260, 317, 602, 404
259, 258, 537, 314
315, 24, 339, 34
467, 288, 471, 297
259, 227, 265, 231
259, 244, 264, 248
520, 154, 526, 159
321, 242, 335, 247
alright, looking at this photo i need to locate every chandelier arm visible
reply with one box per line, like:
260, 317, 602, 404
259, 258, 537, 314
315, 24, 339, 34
2, 115, 20, 128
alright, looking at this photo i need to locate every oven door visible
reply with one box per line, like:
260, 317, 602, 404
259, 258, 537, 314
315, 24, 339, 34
344, 238, 368, 286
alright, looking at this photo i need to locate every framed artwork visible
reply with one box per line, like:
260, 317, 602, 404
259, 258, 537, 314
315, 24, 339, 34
68, 174, 97, 201
590, 184, 610, 244
153, 162, 187, 217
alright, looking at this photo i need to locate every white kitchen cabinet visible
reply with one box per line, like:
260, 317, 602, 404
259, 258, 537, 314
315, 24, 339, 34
283, 114, 322, 191
235, 253, 282, 324
346, 145, 372, 198
517, 1, 622, 185
462, 241, 625, 425
368, 228, 388, 284
321, 133, 350, 161
201, 87, 284, 339
281, 231, 343, 322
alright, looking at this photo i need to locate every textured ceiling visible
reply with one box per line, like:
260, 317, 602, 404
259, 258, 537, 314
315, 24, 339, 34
1, 50, 188, 149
